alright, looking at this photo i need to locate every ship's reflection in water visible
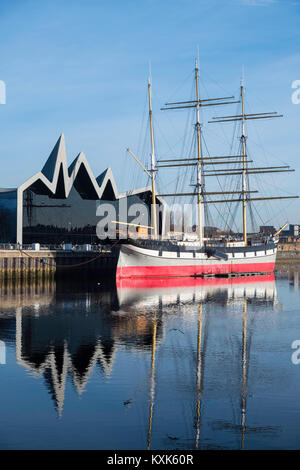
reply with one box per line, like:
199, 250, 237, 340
0, 270, 300, 449
117, 274, 278, 450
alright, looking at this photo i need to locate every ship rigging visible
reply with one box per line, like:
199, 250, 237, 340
116, 61, 298, 279
156, 61, 296, 244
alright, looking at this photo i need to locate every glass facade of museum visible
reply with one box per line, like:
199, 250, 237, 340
0, 186, 160, 245
0, 135, 162, 245
22, 186, 158, 245
0, 189, 17, 243
23, 186, 103, 245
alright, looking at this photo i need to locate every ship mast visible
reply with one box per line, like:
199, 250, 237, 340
146, 65, 298, 240
148, 77, 158, 237
159, 62, 239, 244
207, 77, 298, 238
195, 61, 204, 244
241, 79, 247, 245
127, 76, 158, 238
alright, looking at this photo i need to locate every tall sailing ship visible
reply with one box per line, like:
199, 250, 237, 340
117, 62, 298, 279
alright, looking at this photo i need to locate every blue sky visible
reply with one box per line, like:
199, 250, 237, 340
0, 0, 299, 227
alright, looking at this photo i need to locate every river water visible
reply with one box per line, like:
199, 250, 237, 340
0, 267, 300, 450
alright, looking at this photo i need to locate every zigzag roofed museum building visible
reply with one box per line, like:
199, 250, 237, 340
0, 134, 163, 245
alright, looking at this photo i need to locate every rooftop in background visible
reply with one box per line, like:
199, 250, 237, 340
279, 224, 300, 239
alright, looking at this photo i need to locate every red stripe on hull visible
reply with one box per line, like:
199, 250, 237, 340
116, 273, 275, 289
117, 262, 275, 279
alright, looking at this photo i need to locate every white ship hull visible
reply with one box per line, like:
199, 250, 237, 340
117, 239, 277, 279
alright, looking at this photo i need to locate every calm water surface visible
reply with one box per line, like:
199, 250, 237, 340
0, 268, 300, 450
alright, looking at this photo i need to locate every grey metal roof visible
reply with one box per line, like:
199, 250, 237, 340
18, 134, 120, 201
0, 134, 160, 206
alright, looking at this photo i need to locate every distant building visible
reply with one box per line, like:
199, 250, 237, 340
0, 134, 164, 245
280, 224, 300, 239
204, 226, 224, 237
259, 225, 276, 235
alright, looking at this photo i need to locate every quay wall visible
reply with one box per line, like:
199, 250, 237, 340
0, 247, 118, 279
276, 242, 300, 264
0, 243, 299, 279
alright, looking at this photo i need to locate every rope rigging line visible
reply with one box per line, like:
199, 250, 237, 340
201, 133, 240, 234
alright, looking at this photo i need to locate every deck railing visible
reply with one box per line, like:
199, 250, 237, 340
0, 243, 112, 252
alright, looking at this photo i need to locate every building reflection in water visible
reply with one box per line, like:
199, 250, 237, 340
275, 266, 300, 291
0, 278, 163, 418
0, 272, 283, 448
